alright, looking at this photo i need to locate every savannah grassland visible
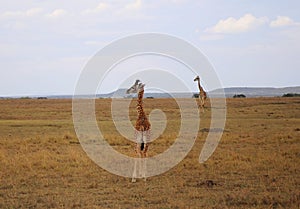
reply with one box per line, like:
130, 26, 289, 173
0, 97, 299, 209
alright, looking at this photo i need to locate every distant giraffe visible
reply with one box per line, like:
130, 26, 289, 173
194, 76, 207, 112
126, 80, 151, 182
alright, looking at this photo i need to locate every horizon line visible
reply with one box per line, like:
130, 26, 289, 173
1, 85, 300, 98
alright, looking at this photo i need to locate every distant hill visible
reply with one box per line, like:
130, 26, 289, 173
96, 88, 194, 99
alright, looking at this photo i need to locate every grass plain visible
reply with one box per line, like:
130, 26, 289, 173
0, 97, 299, 208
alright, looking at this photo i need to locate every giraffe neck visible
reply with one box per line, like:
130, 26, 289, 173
136, 89, 150, 131
197, 79, 202, 92
197, 79, 207, 99
137, 89, 144, 102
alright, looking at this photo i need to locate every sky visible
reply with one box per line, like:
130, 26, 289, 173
0, 0, 300, 96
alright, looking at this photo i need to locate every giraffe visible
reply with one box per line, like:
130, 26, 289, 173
194, 76, 207, 112
126, 79, 151, 182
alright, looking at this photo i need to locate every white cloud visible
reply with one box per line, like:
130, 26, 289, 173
0, 8, 43, 30
270, 16, 300, 28
124, 0, 142, 11
81, 1, 149, 21
82, 0, 142, 16
116, 0, 142, 15
81, 2, 110, 15
1, 8, 43, 19
45, 9, 67, 19
25, 8, 43, 17
1, 11, 22, 18
206, 14, 269, 34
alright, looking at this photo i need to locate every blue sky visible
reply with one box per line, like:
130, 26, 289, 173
0, 0, 299, 96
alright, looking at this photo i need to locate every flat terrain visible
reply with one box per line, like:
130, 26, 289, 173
0, 97, 299, 208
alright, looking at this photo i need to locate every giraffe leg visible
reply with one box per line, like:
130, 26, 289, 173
132, 133, 140, 183
132, 157, 137, 183
142, 132, 149, 181
142, 154, 147, 181
138, 150, 143, 178
132, 131, 143, 182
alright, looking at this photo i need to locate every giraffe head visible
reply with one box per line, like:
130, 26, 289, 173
126, 79, 145, 94
194, 76, 200, 82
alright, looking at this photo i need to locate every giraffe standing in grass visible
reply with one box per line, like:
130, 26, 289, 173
194, 76, 207, 112
126, 80, 151, 182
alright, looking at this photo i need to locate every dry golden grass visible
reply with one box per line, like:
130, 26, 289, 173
0, 97, 299, 208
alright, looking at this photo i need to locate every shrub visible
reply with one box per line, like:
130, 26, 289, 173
233, 94, 246, 98
193, 93, 199, 98
282, 93, 300, 97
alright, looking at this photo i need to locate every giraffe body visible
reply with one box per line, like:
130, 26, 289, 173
135, 88, 151, 154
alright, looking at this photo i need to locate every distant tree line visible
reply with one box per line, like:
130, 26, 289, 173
233, 94, 246, 98
193, 93, 199, 98
282, 93, 300, 97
